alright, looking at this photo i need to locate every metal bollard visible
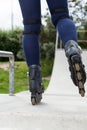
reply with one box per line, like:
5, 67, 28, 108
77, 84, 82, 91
0, 51, 14, 95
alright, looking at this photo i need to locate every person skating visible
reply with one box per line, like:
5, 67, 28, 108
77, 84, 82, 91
18, 0, 86, 105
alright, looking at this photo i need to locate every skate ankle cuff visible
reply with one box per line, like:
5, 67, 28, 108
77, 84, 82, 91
64, 40, 82, 58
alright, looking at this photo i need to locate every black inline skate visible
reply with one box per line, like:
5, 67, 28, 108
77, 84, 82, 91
65, 40, 86, 97
29, 65, 44, 105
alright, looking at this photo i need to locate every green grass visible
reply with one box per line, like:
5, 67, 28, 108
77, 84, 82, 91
0, 69, 9, 93
0, 61, 50, 94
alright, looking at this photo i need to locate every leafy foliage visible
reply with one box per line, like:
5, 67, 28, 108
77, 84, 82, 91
68, 0, 87, 26
0, 28, 22, 61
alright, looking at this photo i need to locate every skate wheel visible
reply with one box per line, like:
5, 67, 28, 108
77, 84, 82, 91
75, 64, 80, 71
77, 72, 82, 80
79, 89, 85, 97
31, 98, 36, 105
79, 81, 84, 89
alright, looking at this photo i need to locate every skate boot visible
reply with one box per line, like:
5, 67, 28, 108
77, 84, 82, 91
64, 40, 86, 97
29, 65, 44, 105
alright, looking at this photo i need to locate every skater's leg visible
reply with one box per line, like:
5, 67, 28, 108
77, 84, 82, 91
19, 0, 44, 104
19, 0, 41, 66
46, 0, 77, 45
46, 0, 86, 96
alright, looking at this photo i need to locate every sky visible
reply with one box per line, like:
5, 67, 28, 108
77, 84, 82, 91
0, 0, 48, 30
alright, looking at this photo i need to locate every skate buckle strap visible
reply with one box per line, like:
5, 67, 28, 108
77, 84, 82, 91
51, 8, 68, 15
23, 19, 41, 35
23, 30, 40, 35
23, 19, 41, 25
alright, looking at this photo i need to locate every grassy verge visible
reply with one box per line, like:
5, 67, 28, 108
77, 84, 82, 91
0, 61, 50, 94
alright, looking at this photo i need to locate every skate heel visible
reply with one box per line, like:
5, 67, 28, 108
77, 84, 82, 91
29, 65, 44, 105
31, 93, 42, 105
71, 55, 86, 97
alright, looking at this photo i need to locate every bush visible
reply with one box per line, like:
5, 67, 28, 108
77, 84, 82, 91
41, 59, 54, 77
40, 42, 55, 60
0, 28, 22, 61
17, 49, 25, 61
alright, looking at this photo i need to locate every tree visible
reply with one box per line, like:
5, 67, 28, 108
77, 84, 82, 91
68, 0, 87, 27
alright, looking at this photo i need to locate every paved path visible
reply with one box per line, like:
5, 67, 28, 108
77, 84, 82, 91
0, 50, 87, 130
0, 92, 87, 130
